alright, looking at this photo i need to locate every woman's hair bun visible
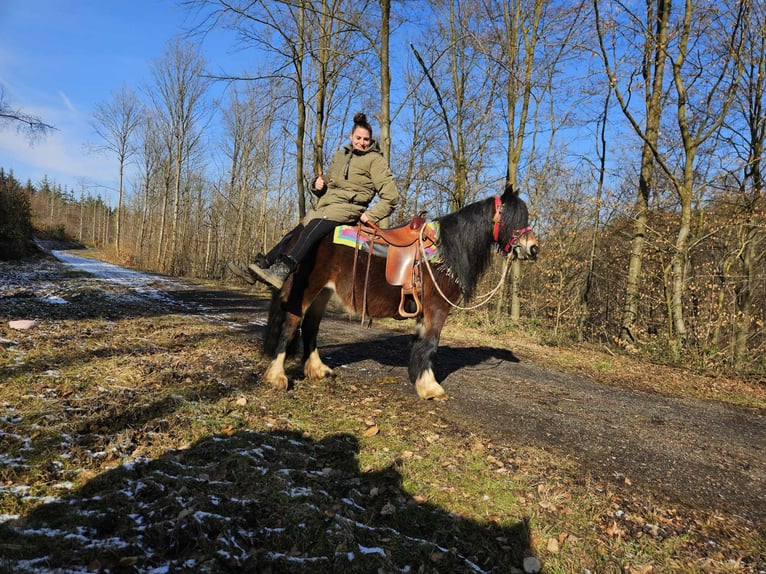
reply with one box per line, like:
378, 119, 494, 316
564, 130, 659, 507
352, 112, 372, 135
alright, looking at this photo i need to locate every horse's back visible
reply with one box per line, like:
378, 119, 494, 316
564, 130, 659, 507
307, 236, 410, 319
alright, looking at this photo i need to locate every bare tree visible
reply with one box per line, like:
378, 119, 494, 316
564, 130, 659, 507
661, 0, 745, 354
147, 40, 209, 274
192, 1, 314, 219
594, 0, 672, 345
0, 87, 55, 142
219, 83, 284, 262
91, 87, 144, 256
717, 2, 766, 365
411, 0, 494, 212
133, 112, 164, 265
480, 0, 582, 321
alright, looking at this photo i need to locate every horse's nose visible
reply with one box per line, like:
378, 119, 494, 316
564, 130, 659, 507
529, 244, 539, 260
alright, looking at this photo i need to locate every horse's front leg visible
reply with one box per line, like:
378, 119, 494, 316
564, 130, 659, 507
409, 316, 448, 400
301, 289, 334, 380
264, 312, 302, 391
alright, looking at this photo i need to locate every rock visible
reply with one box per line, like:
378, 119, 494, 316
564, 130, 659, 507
8, 319, 39, 330
523, 556, 542, 573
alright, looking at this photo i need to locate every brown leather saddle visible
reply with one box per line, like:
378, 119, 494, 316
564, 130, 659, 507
354, 213, 436, 319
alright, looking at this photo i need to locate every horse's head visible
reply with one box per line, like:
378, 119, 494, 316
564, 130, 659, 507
510, 227, 539, 261
495, 184, 539, 261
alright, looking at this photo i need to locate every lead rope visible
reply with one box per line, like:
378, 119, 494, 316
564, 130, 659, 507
418, 224, 511, 311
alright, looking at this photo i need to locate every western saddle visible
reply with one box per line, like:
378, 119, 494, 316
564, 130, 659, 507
354, 213, 436, 319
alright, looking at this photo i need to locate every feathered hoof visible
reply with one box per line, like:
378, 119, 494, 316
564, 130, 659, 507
264, 362, 289, 391
303, 350, 335, 380
304, 363, 335, 380
415, 370, 448, 401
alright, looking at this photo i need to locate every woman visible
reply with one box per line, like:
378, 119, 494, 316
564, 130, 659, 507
231, 112, 399, 290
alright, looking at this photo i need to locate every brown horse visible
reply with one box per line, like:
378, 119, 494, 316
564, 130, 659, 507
262, 184, 539, 399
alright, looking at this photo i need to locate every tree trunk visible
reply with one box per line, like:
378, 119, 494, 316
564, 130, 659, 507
594, 0, 671, 343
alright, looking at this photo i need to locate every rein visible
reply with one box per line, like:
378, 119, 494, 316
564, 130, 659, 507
351, 226, 376, 326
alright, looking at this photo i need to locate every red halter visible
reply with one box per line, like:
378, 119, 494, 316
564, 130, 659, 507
493, 196, 532, 254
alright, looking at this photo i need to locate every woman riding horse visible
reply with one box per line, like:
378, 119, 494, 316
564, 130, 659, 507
229, 112, 399, 290
263, 183, 539, 400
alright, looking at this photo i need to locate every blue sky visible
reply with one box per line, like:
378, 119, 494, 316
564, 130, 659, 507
0, 0, 239, 204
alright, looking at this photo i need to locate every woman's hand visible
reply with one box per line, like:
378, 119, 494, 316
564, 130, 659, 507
313, 174, 325, 191
359, 212, 370, 224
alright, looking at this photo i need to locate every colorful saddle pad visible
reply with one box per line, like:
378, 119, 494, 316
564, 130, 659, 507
333, 221, 440, 260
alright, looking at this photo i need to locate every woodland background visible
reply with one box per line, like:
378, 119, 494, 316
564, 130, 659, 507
1, 0, 764, 375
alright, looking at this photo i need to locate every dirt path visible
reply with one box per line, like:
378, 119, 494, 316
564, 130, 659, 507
283, 316, 766, 525
10, 250, 766, 527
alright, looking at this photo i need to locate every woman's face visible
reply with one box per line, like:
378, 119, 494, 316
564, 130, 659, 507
350, 126, 372, 152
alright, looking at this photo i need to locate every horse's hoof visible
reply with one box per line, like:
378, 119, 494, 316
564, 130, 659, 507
305, 365, 335, 380
415, 371, 447, 400
268, 374, 289, 391
304, 350, 334, 380
419, 387, 448, 401
264, 362, 289, 391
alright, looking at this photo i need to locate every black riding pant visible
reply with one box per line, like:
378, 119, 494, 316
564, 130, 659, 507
282, 218, 341, 265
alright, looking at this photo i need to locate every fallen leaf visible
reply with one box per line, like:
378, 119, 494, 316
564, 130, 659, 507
605, 521, 625, 539
363, 425, 379, 437
377, 376, 398, 385
546, 537, 560, 553
430, 551, 445, 562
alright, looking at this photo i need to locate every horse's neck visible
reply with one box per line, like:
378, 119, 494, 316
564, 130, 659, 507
436, 201, 495, 295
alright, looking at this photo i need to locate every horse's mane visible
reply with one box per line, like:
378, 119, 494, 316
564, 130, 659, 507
436, 191, 529, 300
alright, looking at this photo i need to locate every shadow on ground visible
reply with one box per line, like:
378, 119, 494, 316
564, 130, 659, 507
313, 328, 520, 384
1, 430, 535, 573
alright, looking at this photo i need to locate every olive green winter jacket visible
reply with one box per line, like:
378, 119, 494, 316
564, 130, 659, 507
304, 140, 399, 225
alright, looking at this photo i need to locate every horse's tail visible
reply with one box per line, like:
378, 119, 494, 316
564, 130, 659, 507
263, 291, 301, 357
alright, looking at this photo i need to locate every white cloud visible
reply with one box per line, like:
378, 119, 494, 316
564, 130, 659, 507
58, 91, 77, 114
0, 124, 119, 200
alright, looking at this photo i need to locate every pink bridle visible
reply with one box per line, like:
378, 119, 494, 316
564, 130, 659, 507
492, 196, 532, 254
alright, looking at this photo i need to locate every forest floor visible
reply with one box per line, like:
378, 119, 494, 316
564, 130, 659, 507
0, 247, 764, 573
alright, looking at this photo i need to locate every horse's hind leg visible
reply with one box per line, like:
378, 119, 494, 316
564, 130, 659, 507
264, 312, 302, 391
302, 288, 334, 380
409, 314, 448, 400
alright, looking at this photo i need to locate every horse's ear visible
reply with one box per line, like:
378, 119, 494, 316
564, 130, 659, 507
501, 182, 519, 201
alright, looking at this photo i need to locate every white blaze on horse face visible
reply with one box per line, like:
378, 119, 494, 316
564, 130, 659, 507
514, 230, 539, 260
